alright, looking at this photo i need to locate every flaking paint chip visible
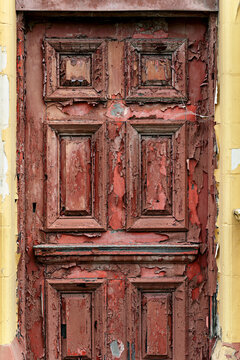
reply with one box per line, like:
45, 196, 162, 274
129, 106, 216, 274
231, 149, 240, 170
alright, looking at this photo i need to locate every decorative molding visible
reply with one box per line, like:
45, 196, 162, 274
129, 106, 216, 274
34, 244, 199, 264
125, 39, 188, 103
45, 279, 106, 360
126, 120, 187, 231
127, 277, 187, 359
45, 121, 107, 231
44, 38, 107, 101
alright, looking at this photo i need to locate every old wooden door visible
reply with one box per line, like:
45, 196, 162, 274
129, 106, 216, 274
19, 13, 216, 360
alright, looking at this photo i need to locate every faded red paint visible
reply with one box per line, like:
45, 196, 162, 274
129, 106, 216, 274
16, 0, 218, 12
17, 13, 217, 360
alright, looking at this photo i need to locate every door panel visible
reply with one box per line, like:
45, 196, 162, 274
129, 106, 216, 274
45, 122, 107, 231
126, 120, 187, 231
44, 38, 107, 101
125, 39, 187, 102
22, 16, 215, 360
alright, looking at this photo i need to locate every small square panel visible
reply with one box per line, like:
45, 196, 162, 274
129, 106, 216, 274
141, 54, 172, 86
44, 38, 107, 101
126, 39, 187, 103
60, 55, 92, 87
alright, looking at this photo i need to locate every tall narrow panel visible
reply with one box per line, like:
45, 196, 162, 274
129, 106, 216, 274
142, 293, 172, 358
60, 136, 92, 216
141, 135, 172, 215
126, 121, 187, 231
128, 279, 186, 360
45, 122, 106, 231
61, 294, 92, 359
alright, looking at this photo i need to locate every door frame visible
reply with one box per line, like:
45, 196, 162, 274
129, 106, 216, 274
16, 3, 218, 357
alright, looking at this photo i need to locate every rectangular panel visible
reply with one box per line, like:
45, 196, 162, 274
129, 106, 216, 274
128, 278, 186, 360
61, 294, 92, 359
45, 122, 107, 231
46, 279, 106, 360
126, 120, 187, 231
141, 135, 172, 215
142, 293, 171, 358
60, 136, 92, 216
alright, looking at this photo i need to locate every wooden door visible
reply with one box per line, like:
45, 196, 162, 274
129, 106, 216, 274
19, 14, 216, 360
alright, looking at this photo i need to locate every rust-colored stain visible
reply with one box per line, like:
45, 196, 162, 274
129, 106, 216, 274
17, 13, 217, 360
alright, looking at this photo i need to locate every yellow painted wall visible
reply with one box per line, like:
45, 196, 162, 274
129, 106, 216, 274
0, 0, 17, 345
216, 0, 240, 344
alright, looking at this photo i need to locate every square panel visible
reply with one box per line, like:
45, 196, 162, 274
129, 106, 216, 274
45, 121, 107, 231
45, 279, 106, 360
125, 39, 187, 102
44, 38, 107, 101
126, 120, 187, 231
127, 278, 186, 360
60, 54, 92, 87
141, 54, 172, 87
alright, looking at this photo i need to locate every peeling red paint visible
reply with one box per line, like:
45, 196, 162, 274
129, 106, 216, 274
28, 320, 44, 359
17, 14, 217, 360
189, 159, 201, 226
62, 102, 93, 116
192, 287, 200, 300
187, 260, 201, 281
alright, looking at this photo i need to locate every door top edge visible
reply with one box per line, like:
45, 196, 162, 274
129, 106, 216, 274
16, 0, 218, 12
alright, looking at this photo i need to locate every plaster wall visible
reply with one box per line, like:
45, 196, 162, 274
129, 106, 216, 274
213, 0, 240, 357
0, 0, 17, 346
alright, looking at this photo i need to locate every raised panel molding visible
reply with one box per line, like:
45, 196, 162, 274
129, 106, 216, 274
45, 121, 107, 231
125, 39, 187, 103
45, 279, 106, 360
44, 39, 107, 101
127, 278, 187, 360
126, 120, 187, 231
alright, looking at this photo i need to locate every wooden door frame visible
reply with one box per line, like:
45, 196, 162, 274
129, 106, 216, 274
16, 4, 218, 357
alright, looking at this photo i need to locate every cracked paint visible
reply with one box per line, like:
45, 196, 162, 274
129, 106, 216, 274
17, 15, 217, 360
